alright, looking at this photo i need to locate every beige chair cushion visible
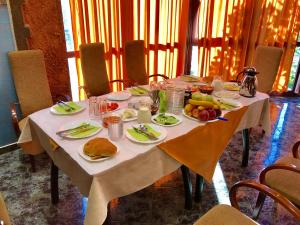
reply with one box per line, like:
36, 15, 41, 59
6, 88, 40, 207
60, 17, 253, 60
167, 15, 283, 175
124, 40, 148, 85
254, 46, 283, 93
0, 193, 11, 225
265, 156, 300, 206
194, 204, 258, 225
80, 43, 110, 96
8, 50, 53, 117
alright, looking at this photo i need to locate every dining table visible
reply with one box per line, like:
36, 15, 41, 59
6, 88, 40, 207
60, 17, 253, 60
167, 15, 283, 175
18, 78, 271, 225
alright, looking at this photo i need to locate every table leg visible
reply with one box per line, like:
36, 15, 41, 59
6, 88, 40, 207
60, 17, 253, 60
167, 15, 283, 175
51, 160, 59, 204
242, 128, 250, 167
103, 202, 111, 225
194, 174, 204, 202
180, 165, 193, 210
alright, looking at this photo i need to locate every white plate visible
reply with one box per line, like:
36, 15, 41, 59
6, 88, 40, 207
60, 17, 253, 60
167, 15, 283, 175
180, 75, 201, 82
125, 123, 167, 144
182, 110, 219, 123
107, 92, 132, 101
57, 120, 102, 139
78, 143, 119, 162
117, 108, 138, 122
217, 98, 242, 111
50, 102, 85, 115
223, 82, 240, 91
213, 91, 240, 99
151, 113, 182, 127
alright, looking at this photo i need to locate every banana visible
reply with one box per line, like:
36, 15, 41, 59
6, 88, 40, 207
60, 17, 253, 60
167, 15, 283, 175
188, 99, 214, 108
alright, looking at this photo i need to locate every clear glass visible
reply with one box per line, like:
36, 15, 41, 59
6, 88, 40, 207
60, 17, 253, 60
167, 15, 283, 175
89, 96, 100, 120
108, 116, 123, 141
166, 87, 185, 114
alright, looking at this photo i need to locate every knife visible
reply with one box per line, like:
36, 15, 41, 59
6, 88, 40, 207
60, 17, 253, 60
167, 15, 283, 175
56, 123, 90, 136
58, 126, 95, 138
132, 126, 158, 140
58, 100, 76, 111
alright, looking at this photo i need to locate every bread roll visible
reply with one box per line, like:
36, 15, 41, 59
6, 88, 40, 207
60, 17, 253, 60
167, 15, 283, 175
84, 138, 117, 158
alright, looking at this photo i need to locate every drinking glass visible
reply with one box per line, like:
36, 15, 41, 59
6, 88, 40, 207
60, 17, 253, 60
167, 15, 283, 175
166, 87, 185, 114
89, 96, 100, 120
108, 116, 123, 141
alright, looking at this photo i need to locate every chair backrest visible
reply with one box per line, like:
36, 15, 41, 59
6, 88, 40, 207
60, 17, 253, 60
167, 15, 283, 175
79, 43, 110, 96
124, 40, 148, 85
253, 46, 283, 93
0, 193, 11, 225
8, 50, 53, 117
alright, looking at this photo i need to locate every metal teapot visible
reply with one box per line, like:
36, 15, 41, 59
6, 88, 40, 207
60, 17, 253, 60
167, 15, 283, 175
236, 67, 259, 98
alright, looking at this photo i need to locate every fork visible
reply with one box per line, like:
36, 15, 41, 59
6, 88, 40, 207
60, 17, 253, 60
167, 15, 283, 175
139, 125, 158, 140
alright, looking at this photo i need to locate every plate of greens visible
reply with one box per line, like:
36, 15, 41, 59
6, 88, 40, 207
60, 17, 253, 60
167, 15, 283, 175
151, 113, 182, 127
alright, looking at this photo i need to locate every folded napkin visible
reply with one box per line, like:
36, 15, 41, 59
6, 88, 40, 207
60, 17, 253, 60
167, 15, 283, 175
53, 102, 82, 113
127, 125, 161, 141
159, 107, 248, 182
129, 87, 148, 95
68, 124, 100, 138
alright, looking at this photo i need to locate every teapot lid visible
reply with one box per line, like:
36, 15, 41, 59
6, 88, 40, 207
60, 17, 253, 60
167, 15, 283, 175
244, 67, 259, 76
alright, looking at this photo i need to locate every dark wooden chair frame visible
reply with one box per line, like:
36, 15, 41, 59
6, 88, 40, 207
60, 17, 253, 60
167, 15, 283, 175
230, 180, 300, 221
253, 141, 300, 219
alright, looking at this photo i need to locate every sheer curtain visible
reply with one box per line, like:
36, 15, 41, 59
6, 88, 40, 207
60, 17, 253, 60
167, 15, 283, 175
68, 0, 189, 99
193, 0, 300, 92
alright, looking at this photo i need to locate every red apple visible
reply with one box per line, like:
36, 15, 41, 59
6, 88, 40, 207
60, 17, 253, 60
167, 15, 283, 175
198, 109, 209, 121
207, 109, 217, 120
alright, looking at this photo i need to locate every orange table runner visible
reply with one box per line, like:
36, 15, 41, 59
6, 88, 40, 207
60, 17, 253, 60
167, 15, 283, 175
159, 107, 248, 182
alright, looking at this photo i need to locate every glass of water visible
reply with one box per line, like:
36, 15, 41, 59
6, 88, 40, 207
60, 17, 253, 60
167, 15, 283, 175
108, 116, 123, 141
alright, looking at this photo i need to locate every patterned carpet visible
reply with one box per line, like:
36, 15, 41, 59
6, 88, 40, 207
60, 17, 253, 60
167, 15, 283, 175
0, 97, 299, 225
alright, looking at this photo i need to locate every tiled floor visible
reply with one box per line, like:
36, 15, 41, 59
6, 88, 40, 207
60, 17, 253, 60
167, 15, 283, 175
0, 97, 299, 225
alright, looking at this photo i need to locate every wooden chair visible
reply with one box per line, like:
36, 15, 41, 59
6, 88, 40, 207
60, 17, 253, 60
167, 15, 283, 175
124, 40, 169, 85
0, 193, 11, 225
194, 180, 300, 225
8, 50, 56, 172
79, 43, 130, 97
254, 46, 283, 93
253, 141, 300, 219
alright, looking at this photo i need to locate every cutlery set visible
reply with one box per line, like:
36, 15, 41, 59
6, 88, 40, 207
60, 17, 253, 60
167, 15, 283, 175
132, 125, 158, 140
56, 123, 93, 138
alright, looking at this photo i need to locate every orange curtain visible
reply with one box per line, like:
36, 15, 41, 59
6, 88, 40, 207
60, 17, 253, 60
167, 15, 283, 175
69, 0, 189, 99
194, 0, 300, 92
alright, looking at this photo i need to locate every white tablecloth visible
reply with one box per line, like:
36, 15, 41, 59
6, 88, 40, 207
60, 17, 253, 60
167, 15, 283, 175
19, 80, 271, 225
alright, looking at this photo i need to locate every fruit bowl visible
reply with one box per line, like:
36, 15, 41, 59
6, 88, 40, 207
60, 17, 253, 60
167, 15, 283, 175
183, 98, 222, 122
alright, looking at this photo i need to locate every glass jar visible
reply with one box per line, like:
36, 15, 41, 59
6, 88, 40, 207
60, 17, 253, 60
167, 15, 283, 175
211, 76, 224, 92
137, 102, 152, 123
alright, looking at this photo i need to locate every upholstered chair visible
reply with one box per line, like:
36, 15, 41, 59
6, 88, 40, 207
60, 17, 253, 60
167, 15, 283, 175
124, 40, 169, 85
0, 193, 11, 225
254, 46, 283, 93
253, 141, 300, 219
8, 50, 55, 171
194, 180, 300, 225
79, 43, 129, 97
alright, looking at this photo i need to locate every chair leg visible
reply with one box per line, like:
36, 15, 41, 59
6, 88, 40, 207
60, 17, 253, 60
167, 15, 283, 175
51, 160, 59, 204
180, 165, 193, 210
29, 155, 36, 172
252, 192, 266, 220
242, 129, 250, 167
194, 175, 204, 202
